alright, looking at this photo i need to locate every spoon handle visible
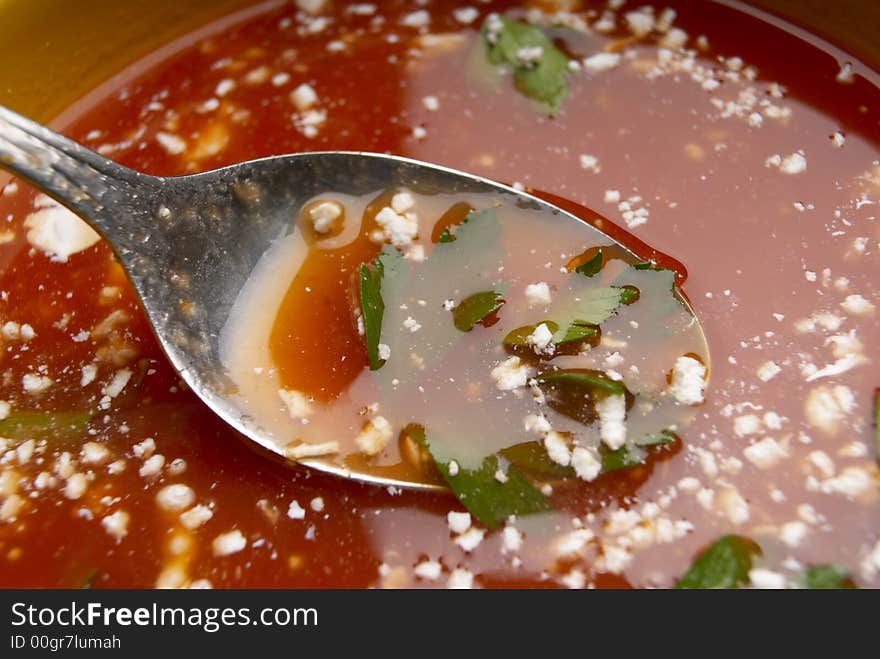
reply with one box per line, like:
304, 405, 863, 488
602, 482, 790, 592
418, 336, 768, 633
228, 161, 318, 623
0, 104, 157, 249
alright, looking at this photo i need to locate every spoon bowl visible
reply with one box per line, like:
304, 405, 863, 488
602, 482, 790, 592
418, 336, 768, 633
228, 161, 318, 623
0, 104, 707, 490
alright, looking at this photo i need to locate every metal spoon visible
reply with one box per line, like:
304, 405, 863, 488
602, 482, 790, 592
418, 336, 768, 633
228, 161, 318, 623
0, 104, 707, 491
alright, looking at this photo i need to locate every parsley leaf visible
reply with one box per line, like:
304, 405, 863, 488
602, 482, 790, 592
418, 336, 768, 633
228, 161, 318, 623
574, 248, 604, 277
803, 564, 857, 589
358, 245, 404, 370
599, 431, 675, 472
452, 291, 505, 332
482, 15, 571, 116
676, 535, 762, 589
407, 424, 551, 529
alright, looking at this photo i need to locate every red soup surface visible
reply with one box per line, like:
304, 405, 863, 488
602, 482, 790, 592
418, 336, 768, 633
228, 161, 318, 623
0, 0, 878, 588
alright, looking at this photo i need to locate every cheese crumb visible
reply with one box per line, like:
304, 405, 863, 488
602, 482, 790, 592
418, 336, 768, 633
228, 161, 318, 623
779, 152, 807, 175
447, 567, 474, 589
544, 431, 571, 467
524, 282, 552, 306
841, 294, 874, 316
414, 560, 442, 580
291, 83, 318, 111
571, 446, 601, 482
308, 201, 342, 233
101, 510, 130, 542
669, 356, 707, 405
501, 525, 523, 554
180, 505, 213, 529
743, 437, 788, 469
287, 500, 306, 520
156, 484, 196, 512
355, 415, 393, 456
279, 389, 312, 420
212, 530, 247, 556
490, 356, 531, 391
454, 527, 486, 552
757, 360, 781, 382
447, 511, 471, 534
284, 441, 339, 460
582, 52, 621, 73
749, 568, 786, 589
596, 394, 627, 450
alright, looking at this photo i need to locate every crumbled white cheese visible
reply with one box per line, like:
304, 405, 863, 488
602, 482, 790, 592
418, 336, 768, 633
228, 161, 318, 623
139, 454, 165, 479
523, 413, 552, 434
841, 294, 874, 315
156, 484, 196, 512
717, 487, 750, 525
101, 510, 130, 542
22, 373, 53, 394
414, 560, 442, 580
391, 191, 416, 214
597, 394, 627, 450
452, 7, 479, 25
526, 322, 554, 355
779, 521, 808, 548
64, 473, 88, 500
490, 356, 531, 391
501, 525, 523, 554
454, 527, 485, 552
81, 442, 110, 465
578, 153, 600, 173
447, 511, 471, 535
287, 500, 306, 520
290, 83, 318, 111
310, 497, 324, 512
582, 52, 621, 73
625, 9, 655, 36
669, 355, 707, 405
571, 446, 601, 482
757, 360, 781, 382
377, 343, 391, 361
749, 568, 786, 589
278, 389, 312, 419
804, 385, 854, 435
375, 206, 418, 246
80, 364, 98, 387
543, 431, 572, 467
422, 95, 440, 111
284, 440, 339, 460
447, 568, 474, 589
156, 132, 187, 155
779, 152, 807, 175
308, 200, 342, 233
400, 9, 430, 28
743, 437, 788, 470
524, 282, 552, 306
212, 529, 247, 556
355, 415, 393, 456
180, 504, 213, 529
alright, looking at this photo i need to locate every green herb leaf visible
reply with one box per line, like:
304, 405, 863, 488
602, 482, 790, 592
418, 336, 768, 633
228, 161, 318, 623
407, 424, 551, 529
676, 535, 762, 589
556, 286, 637, 329
81, 570, 99, 589
803, 564, 857, 589
0, 410, 91, 442
437, 227, 455, 243
359, 246, 403, 370
482, 16, 571, 115
499, 441, 575, 479
536, 368, 628, 426
452, 290, 505, 332
600, 431, 675, 472
574, 248, 604, 277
